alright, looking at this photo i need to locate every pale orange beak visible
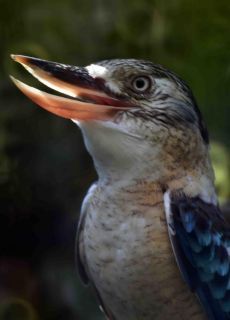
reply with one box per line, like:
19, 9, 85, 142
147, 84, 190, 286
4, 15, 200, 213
10, 55, 133, 121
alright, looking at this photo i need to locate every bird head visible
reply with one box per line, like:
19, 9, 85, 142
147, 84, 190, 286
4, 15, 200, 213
11, 56, 212, 186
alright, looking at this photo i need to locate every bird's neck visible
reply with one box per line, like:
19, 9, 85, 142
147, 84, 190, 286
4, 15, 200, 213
78, 121, 217, 204
78, 121, 164, 184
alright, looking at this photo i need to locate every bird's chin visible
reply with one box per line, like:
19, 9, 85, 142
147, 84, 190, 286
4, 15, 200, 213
73, 117, 144, 142
10, 55, 135, 121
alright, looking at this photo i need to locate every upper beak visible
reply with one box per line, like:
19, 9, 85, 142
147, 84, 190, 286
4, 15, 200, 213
10, 55, 133, 121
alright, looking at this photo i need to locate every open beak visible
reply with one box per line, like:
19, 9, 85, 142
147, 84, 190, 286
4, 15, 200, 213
10, 55, 133, 121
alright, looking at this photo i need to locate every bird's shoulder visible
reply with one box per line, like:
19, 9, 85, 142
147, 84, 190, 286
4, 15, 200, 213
75, 182, 98, 284
164, 190, 230, 320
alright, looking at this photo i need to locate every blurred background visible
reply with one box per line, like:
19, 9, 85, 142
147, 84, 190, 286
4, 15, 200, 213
0, 0, 230, 319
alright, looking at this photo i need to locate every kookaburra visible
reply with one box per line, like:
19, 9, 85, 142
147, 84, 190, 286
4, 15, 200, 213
11, 55, 230, 320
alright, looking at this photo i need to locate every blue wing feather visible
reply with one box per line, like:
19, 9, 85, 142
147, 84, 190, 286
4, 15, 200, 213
169, 193, 230, 320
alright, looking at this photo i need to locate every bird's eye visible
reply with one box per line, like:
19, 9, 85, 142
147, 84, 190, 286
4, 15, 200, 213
131, 76, 152, 93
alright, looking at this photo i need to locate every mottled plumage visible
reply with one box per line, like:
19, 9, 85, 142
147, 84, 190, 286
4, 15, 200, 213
167, 193, 230, 319
11, 55, 230, 319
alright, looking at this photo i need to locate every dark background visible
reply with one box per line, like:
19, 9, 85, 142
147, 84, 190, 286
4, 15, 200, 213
0, 0, 230, 319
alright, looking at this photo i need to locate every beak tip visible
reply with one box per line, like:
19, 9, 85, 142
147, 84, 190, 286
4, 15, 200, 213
9, 75, 16, 83
10, 54, 30, 65
11, 54, 16, 61
9, 75, 21, 89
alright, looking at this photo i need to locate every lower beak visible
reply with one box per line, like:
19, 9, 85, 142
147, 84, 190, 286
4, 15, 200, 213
10, 55, 132, 121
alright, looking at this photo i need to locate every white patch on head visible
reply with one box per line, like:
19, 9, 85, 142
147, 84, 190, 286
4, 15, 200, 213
105, 80, 121, 95
86, 64, 108, 78
86, 64, 122, 95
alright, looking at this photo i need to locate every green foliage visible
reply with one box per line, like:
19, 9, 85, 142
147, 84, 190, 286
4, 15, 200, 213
211, 142, 230, 203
